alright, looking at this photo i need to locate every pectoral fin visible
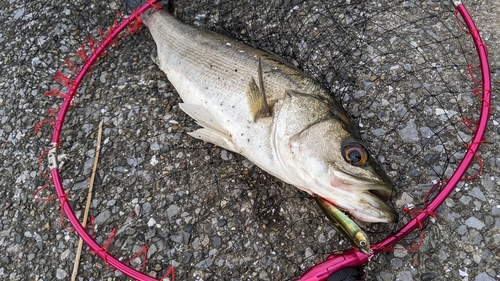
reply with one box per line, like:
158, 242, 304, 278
246, 58, 270, 121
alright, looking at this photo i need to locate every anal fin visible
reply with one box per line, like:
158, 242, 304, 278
246, 57, 270, 121
150, 49, 160, 68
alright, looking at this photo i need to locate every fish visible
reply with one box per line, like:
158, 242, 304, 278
124, 1, 398, 223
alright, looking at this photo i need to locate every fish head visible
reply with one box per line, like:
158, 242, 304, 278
273, 90, 398, 223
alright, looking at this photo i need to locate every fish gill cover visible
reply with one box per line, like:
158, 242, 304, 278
27, 0, 495, 280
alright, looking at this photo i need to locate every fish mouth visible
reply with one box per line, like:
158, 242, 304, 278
356, 191, 398, 223
326, 192, 398, 223
334, 167, 396, 200
329, 170, 398, 223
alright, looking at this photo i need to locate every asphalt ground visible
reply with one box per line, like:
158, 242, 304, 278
1, 0, 499, 280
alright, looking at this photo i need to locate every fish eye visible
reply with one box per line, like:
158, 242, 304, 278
359, 240, 367, 247
342, 143, 368, 166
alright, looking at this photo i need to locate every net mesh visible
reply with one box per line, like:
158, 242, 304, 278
36, 0, 487, 279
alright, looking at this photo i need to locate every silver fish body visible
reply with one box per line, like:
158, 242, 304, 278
140, 8, 397, 223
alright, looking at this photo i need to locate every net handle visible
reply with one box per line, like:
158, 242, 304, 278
299, 1, 492, 280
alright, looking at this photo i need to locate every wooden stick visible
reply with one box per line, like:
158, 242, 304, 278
71, 120, 103, 281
